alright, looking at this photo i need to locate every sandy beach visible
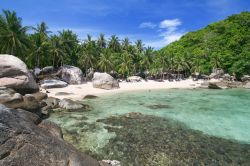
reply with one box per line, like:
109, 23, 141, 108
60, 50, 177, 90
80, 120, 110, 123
43, 79, 204, 100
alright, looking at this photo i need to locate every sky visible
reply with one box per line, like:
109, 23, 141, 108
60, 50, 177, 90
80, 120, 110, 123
1, 0, 249, 49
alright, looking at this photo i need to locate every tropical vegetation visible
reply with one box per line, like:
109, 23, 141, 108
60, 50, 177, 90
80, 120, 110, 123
0, 10, 249, 79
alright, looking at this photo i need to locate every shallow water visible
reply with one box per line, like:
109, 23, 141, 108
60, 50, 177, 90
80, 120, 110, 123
49, 89, 250, 165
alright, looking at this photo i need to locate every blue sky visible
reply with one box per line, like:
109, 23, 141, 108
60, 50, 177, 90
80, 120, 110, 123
1, 0, 249, 49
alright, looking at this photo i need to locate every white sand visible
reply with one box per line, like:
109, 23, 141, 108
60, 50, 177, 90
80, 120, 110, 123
43, 79, 204, 100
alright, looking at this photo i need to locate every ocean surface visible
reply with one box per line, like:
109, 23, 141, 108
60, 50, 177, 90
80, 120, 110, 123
49, 89, 250, 165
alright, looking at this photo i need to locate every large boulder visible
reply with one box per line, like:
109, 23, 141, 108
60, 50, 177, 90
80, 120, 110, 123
92, 72, 119, 90
0, 54, 39, 94
57, 65, 84, 84
0, 87, 41, 113
0, 104, 99, 166
41, 79, 68, 89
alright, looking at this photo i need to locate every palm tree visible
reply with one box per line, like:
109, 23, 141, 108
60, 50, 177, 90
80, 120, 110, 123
135, 40, 144, 53
0, 10, 30, 59
122, 37, 130, 51
98, 50, 113, 73
118, 51, 133, 78
97, 33, 106, 49
50, 35, 66, 67
108, 35, 120, 52
29, 22, 51, 67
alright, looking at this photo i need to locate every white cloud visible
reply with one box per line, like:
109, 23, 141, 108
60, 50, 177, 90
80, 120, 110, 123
139, 22, 157, 29
159, 19, 181, 29
143, 18, 186, 49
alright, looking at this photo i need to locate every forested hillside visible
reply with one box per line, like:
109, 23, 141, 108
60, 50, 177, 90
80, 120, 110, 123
160, 12, 250, 78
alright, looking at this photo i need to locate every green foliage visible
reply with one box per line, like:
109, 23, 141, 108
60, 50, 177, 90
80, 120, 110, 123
160, 12, 250, 78
0, 10, 249, 79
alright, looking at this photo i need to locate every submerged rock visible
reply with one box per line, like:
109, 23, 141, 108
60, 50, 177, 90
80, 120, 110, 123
55, 92, 75, 96
92, 72, 119, 90
0, 104, 100, 166
95, 113, 250, 165
0, 54, 39, 94
59, 99, 89, 112
83, 94, 98, 99
146, 104, 171, 109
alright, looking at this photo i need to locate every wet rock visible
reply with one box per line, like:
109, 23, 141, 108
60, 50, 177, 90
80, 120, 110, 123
84, 94, 98, 99
43, 97, 60, 109
92, 72, 119, 90
0, 54, 39, 94
57, 65, 84, 84
0, 104, 99, 166
146, 104, 171, 109
55, 92, 74, 96
38, 120, 63, 139
41, 79, 68, 89
59, 99, 89, 112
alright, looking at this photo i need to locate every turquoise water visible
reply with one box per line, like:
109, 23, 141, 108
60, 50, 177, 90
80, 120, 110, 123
49, 89, 250, 165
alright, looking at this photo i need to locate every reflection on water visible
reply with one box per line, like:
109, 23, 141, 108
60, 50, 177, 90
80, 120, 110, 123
49, 89, 250, 165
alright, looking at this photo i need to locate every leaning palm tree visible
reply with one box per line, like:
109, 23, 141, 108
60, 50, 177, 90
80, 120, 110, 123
0, 10, 30, 59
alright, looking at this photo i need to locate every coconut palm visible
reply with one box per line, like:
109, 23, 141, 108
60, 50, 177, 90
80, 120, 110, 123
118, 51, 133, 78
135, 40, 144, 53
98, 50, 113, 73
108, 35, 120, 52
0, 10, 30, 59
97, 33, 106, 49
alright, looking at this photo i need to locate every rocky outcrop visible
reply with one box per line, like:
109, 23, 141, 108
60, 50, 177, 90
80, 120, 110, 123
0, 104, 100, 166
0, 87, 41, 113
57, 65, 84, 84
41, 79, 68, 89
92, 72, 119, 90
0, 54, 39, 94
201, 81, 229, 89
127, 76, 143, 82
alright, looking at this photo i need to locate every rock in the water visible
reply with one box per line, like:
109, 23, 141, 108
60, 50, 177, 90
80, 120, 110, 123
0, 104, 99, 166
55, 92, 74, 96
83, 94, 98, 99
57, 65, 84, 84
41, 79, 68, 89
127, 76, 143, 82
59, 99, 89, 111
201, 81, 229, 89
92, 72, 119, 90
0, 54, 39, 94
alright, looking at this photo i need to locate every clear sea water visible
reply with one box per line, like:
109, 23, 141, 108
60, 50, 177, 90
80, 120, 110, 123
49, 89, 250, 165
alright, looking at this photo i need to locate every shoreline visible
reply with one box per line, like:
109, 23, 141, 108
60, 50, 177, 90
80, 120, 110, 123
43, 79, 205, 100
